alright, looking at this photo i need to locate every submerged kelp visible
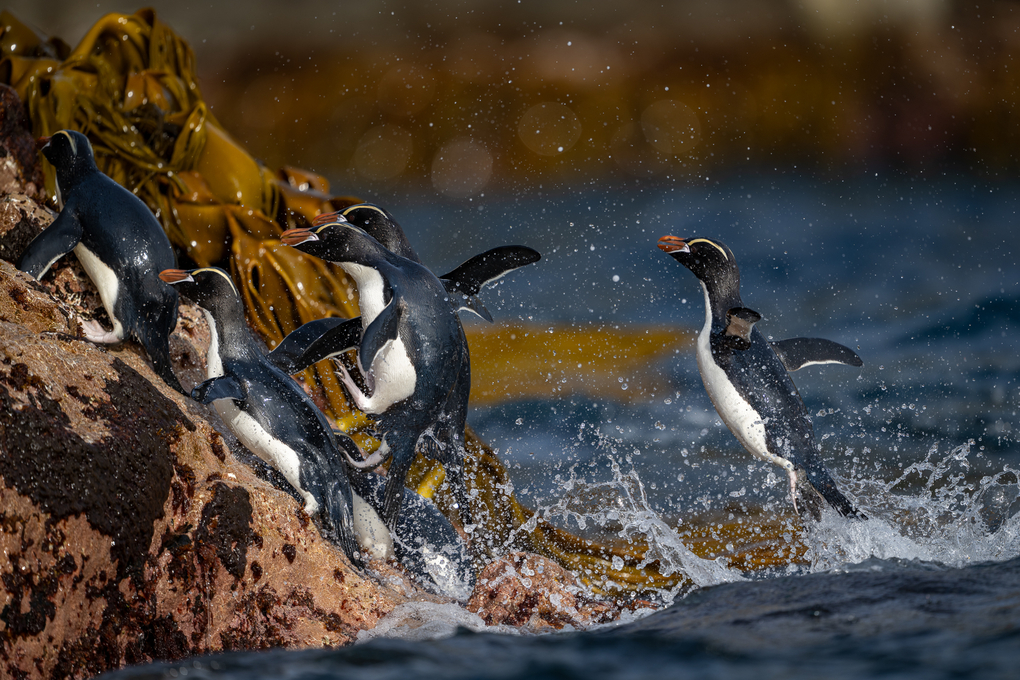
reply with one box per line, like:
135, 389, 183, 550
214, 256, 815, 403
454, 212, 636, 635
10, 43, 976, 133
0, 9, 805, 594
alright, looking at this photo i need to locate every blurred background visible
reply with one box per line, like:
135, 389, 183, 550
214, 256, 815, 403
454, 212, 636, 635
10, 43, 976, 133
7, 0, 1018, 197
6, 0, 1020, 519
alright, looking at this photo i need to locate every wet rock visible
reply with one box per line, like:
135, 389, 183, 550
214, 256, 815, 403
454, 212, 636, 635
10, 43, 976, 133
467, 552, 620, 630
0, 145, 427, 677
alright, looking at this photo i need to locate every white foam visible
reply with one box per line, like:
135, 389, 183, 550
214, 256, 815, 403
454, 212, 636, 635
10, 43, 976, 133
355, 602, 518, 644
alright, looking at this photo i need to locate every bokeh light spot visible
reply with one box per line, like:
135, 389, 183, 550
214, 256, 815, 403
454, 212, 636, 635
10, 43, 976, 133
353, 124, 413, 180
641, 99, 701, 155
431, 137, 493, 198
517, 102, 582, 156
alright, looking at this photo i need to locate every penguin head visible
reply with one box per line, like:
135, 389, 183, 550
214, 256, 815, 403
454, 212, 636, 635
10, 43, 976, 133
40, 130, 97, 184
159, 267, 242, 317
339, 204, 419, 261
281, 219, 388, 265
658, 235, 740, 292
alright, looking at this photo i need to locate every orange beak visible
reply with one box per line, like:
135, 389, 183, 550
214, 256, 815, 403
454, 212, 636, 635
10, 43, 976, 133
656, 235, 690, 254
159, 268, 193, 284
280, 228, 317, 246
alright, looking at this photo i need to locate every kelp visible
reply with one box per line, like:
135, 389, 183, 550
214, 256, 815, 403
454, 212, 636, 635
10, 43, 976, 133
0, 9, 805, 596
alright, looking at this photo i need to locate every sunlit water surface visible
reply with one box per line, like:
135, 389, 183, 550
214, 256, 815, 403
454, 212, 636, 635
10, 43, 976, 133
104, 174, 1020, 679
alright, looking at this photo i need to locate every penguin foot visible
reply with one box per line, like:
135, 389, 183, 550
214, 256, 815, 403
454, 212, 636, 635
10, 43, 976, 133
79, 317, 124, 344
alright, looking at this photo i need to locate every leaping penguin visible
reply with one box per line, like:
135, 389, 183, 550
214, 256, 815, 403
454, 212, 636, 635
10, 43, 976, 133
270, 205, 539, 529
19, 130, 184, 394
278, 220, 468, 533
657, 235, 865, 520
158, 266, 370, 566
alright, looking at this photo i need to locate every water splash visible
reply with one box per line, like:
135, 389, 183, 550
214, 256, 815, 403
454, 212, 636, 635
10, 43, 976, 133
804, 441, 1020, 571
519, 453, 744, 603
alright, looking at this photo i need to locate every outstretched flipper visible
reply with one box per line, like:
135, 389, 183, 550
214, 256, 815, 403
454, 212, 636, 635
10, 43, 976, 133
268, 317, 362, 374
441, 245, 542, 321
771, 337, 864, 372
18, 210, 83, 279
192, 375, 246, 404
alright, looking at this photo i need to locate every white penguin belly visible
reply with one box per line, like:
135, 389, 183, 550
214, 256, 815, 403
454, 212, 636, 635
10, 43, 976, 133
358, 338, 416, 413
73, 243, 125, 341
213, 399, 319, 514
696, 287, 792, 471
352, 492, 394, 560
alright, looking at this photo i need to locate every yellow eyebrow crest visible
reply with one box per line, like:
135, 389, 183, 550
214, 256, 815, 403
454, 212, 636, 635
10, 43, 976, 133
56, 130, 77, 155
193, 267, 239, 295
687, 238, 728, 260
343, 204, 387, 219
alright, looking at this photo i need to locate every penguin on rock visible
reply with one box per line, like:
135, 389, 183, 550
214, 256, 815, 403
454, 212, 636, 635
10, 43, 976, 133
657, 235, 866, 520
19, 130, 184, 393
278, 219, 469, 532
158, 266, 370, 566
269, 205, 539, 528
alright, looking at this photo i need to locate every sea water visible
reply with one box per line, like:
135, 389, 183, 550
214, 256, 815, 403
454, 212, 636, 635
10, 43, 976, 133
103, 173, 1020, 679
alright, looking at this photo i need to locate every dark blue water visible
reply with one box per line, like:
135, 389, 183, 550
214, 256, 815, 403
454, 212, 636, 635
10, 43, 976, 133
103, 173, 1020, 679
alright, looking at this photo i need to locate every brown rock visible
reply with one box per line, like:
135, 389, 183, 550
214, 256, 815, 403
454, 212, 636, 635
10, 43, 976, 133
467, 552, 621, 630
0, 246, 422, 678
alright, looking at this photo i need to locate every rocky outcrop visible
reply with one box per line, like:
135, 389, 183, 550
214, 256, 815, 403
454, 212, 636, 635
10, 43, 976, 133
0, 116, 428, 677
0, 84, 637, 678
0, 251, 429, 678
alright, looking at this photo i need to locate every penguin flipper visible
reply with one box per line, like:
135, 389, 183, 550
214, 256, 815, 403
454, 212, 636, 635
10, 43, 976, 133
715, 307, 762, 351
771, 337, 864, 372
359, 298, 404, 372
192, 375, 246, 404
18, 210, 84, 279
447, 291, 493, 322
440, 245, 541, 296
380, 430, 418, 531
268, 317, 362, 374
301, 453, 364, 568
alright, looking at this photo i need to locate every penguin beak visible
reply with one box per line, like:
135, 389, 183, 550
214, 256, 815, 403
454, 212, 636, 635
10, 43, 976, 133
281, 228, 319, 246
37, 136, 51, 152
657, 235, 690, 254
312, 210, 342, 226
159, 268, 195, 284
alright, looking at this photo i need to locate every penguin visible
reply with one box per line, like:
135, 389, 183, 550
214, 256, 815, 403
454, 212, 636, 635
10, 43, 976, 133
19, 130, 184, 394
278, 220, 468, 532
271, 205, 539, 528
350, 472, 475, 601
657, 235, 865, 520
158, 266, 370, 567
328, 203, 541, 322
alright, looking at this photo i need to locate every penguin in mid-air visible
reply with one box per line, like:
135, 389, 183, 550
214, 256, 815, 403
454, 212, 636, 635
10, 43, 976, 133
19, 130, 183, 394
278, 220, 469, 532
270, 204, 539, 528
657, 235, 865, 520
158, 266, 370, 566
